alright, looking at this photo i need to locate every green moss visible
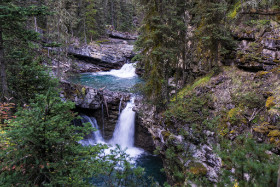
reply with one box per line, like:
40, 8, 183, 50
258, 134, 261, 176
165, 93, 211, 124
268, 130, 280, 137
266, 96, 276, 109
171, 74, 212, 102
95, 39, 110, 44
253, 125, 269, 133
232, 92, 265, 109
189, 162, 207, 176
81, 87, 86, 96
162, 131, 171, 141
228, 108, 239, 119
256, 71, 269, 77
228, 1, 241, 19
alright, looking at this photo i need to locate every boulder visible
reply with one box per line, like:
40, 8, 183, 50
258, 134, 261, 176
106, 30, 138, 40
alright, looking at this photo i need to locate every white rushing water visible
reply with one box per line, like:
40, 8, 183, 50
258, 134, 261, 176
79, 115, 105, 146
95, 63, 137, 78
109, 97, 144, 158
110, 97, 135, 148
79, 97, 144, 158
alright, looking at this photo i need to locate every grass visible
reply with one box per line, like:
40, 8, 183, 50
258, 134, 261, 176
171, 73, 213, 102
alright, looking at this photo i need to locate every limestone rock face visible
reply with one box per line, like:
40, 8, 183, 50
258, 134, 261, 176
232, 21, 280, 71
134, 99, 222, 183
135, 66, 280, 185
106, 30, 138, 40
68, 39, 135, 71
60, 80, 131, 110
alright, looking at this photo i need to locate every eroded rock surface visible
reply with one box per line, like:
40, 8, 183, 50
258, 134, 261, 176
232, 21, 280, 71
68, 39, 135, 71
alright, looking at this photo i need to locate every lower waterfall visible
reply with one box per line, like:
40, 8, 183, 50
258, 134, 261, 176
79, 96, 143, 157
77, 91, 165, 185
78, 115, 104, 146
110, 97, 135, 148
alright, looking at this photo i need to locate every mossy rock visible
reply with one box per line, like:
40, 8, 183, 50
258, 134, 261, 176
253, 122, 270, 133
189, 162, 208, 176
267, 125, 278, 130
228, 108, 239, 119
268, 130, 280, 137
227, 107, 247, 126
256, 71, 269, 77
81, 87, 86, 96
162, 131, 171, 141
270, 137, 276, 143
266, 96, 276, 109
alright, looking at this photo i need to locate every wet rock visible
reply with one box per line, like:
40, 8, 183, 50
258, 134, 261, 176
61, 81, 155, 148
191, 145, 222, 182
67, 39, 135, 71
135, 114, 155, 152
60, 80, 130, 110
106, 30, 138, 40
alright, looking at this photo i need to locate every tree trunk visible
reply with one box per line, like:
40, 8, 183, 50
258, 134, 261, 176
84, 18, 87, 45
214, 43, 219, 68
0, 24, 9, 101
277, 164, 280, 187
34, 16, 38, 32
111, 0, 114, 28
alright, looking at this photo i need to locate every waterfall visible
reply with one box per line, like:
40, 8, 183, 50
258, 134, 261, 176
79, 97, 144, 158
79, 115, 104, 145
119, 96, 123, 114
110, 97, 136, 148
102, 104, 105, 137
95, 63, 137, 78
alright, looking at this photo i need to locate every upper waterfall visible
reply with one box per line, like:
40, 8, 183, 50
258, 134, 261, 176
95, 63, 137, 78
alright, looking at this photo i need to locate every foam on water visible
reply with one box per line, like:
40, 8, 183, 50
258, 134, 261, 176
94, 63, 137, 78
79, 97, 144, 158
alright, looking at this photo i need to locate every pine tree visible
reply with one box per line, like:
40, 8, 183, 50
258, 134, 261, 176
135, 0, 190, 106
85, 0, 98, 42
0, 90, 105, 185
0, 0, 49, 102
193, 0, 235, 69
218, 135, 280, 186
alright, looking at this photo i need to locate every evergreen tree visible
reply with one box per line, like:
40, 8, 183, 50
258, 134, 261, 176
135, 0, 190, 106
218, 135, 280, 186
0, 90, 105, 185
85, 0, 98, 42
193, 0, 235, 69
0, 0, 51, 104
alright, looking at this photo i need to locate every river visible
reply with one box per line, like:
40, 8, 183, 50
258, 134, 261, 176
70, 63, 166, 186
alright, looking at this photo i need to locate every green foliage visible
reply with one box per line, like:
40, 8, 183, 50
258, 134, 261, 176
171, 74, 212, 101
228, 1, 241, 19
85, 0, 98, 41
0, 90, 148, 186
7, 50, 57, 104
193, 0, 236, 67
232, 92, 265, 109
0, 0, 49, 101
217, 135, 280, 186
165, 93, 212, 125
135, 0, 189, 107
0, 91, 103, 186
